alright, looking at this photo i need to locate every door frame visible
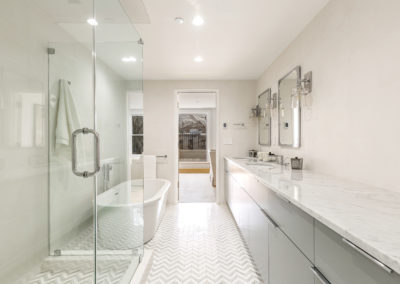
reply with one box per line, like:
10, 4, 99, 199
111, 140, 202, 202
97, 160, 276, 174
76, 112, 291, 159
173, 89, 220, 203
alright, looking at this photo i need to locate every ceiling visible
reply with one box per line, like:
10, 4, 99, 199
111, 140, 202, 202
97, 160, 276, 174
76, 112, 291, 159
34, 0, 144, 80
136, 0, 330, 80
34, 0, 329, 81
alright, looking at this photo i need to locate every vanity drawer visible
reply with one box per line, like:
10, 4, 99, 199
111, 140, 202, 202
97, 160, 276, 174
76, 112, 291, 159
269, 221, 314, 284
246, 176, 314, 261
314, 221, 400, 284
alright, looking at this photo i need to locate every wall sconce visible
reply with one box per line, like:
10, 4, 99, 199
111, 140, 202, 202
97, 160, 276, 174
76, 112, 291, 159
269, 92, 278, 109
298, 71, 312, 95
291, 71, 312, 109
251, 92, 278, 118
250, 105, 261, 118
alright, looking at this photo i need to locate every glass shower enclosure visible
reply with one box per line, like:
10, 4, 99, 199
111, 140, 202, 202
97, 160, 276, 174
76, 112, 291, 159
47, 0, 143, 283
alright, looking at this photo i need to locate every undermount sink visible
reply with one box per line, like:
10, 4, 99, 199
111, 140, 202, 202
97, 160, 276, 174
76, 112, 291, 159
233, 157, 275, 169
245, 162, 275, 169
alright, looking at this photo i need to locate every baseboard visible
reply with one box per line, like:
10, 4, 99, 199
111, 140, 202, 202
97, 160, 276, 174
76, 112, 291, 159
179, 168, 210, 173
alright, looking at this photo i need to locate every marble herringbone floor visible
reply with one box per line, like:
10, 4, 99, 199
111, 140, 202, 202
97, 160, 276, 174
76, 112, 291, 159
24, 208, 143, 284
179, 174, 216, 202
25, 256, 134, 284
145, 203, 263, 283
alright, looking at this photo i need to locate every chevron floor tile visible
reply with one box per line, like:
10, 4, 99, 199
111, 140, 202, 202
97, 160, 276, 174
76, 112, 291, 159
61, 206, 143, 251
145, 203, 263, 284
24, 205, 144, 283
25, 256, 136, 284
179, 174, 216, 203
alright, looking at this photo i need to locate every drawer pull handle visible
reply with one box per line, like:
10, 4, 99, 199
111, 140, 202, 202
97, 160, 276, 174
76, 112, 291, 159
310, 267, 331, 284
341, 238, 393, 274
259, 208, 279, 228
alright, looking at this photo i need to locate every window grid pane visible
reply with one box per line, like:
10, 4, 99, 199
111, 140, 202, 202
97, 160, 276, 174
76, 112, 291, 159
132, 116, 143, 134
132, 136, 143, 154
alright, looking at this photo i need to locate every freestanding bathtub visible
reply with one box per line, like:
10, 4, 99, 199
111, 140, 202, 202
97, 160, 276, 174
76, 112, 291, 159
142, 178, 171, 243
97, 178, 170, 249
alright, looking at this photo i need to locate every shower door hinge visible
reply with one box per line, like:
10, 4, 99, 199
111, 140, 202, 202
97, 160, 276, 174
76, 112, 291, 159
54, 249, 61, 256
138, 38, 144, 45
47, 48, 55, 55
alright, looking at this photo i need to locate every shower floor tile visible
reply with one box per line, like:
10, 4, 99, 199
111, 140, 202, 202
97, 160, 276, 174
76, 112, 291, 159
25, 256, 133, 284
26, 212, 143, 284
60, 210, 143, 252
145, 203, 263, 283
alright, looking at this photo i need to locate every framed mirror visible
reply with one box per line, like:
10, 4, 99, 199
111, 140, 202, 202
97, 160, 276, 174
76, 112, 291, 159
258, 89, 271, 146
278, 66, 301, 148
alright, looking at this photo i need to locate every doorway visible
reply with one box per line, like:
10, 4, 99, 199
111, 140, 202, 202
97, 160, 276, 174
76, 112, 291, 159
176, 91, 218, 203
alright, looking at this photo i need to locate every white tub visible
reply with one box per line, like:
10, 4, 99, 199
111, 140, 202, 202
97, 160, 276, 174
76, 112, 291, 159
97, 178, 170, 249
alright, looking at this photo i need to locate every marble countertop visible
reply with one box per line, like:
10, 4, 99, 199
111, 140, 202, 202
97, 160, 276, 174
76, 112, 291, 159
225, 157, 400, 275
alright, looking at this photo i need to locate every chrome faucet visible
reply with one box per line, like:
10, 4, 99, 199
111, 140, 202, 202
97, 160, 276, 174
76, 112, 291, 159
275, 155, 284, 165
103, 163, 113, 191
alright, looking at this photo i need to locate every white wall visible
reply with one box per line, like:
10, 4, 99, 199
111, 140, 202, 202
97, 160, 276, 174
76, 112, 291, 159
143, 80, 257, 203
0, 1, 59, 282
257, 0, 400, 192
178, 92, 217, 109
128, 91, 144, 109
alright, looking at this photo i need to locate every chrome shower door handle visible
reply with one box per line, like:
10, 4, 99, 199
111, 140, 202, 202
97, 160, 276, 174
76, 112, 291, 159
72, 128, 100, 178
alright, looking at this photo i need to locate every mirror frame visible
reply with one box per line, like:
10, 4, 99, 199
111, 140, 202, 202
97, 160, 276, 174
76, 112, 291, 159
258, 88, 271, 146
278, 65, 301, 148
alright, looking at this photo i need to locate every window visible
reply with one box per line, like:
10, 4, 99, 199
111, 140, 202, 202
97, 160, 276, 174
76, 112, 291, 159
179, 113, 207, 150
132, 115, 143, 154
179, 113, 207, 161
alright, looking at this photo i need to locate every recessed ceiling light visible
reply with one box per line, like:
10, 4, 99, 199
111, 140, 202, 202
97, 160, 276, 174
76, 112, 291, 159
192, 16, 204, 26
175, 17, 184, 24
87, 18, 98, 26
122, 56, 137, 63
193, 56, 204, 62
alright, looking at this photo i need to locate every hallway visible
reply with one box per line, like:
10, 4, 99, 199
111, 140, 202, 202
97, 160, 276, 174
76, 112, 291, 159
179, 174, 216, 202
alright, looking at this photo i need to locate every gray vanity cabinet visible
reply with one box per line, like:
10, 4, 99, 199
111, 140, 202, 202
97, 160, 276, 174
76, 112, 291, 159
314, 221, 400, 284
247, 176, 314, 261
250, 210, 269, 281
269, 222, 314, 284
242, 187, 269, 281
227, 172, 269, 281
226, 174, 242, 224
225, 158, 400, 284
224, 168, 231, 205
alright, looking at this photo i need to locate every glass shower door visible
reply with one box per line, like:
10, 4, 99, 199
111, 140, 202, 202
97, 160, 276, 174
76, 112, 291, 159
48, 0, 144, 282
48, 45, 97, 282
94, 0, 144, 282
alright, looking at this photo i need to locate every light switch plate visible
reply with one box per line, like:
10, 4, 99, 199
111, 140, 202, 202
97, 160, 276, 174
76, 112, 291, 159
223, 137, 233, 145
